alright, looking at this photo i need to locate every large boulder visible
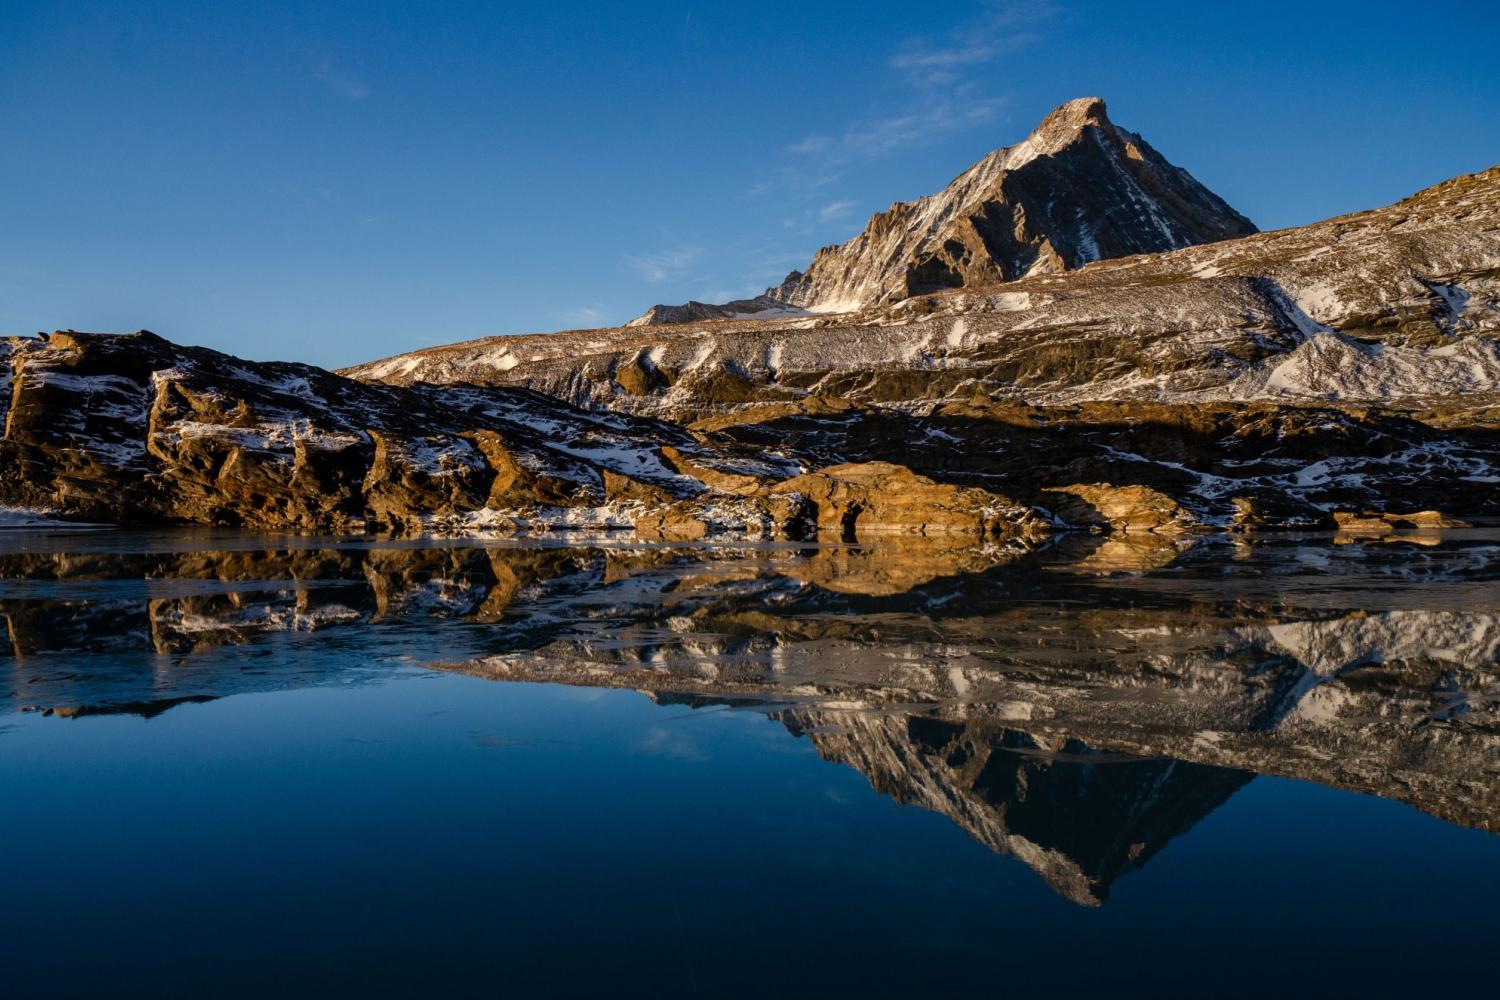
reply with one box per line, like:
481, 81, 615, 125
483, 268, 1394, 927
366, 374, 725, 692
1042, 483, 1197, 534
768, 462, 1050, 544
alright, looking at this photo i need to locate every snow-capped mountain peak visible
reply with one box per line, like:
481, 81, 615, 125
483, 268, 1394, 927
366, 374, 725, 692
631, 96, 1256, 324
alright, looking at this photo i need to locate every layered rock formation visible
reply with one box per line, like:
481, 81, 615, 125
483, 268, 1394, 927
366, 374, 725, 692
0, 330, 796, 533
10, 98, 1500, 533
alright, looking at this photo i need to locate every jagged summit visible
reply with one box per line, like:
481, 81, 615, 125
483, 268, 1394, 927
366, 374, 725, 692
1033, 94, 1110, 136
631, 96, 1256, 324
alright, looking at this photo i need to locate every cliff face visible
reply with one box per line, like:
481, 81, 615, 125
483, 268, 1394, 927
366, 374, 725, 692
1, 330, 1071, 544
10, 324, 1497, 535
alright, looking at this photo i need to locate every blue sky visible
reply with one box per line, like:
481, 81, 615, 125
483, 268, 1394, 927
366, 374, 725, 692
3, 1, 1497, 368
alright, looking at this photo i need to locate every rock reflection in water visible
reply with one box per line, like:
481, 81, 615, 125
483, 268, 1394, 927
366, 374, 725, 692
3, 530, 1497, 904
779, 710, 1250, 906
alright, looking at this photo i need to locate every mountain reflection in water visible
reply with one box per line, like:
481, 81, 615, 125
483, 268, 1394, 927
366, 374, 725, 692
3, 528, 1498, 909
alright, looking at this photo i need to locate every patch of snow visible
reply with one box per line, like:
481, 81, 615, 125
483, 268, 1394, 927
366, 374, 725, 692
393, 436, 485, 475
483, 350, 520, 372
945, 318, 969, 348
363, 355, 429, 380
803, 294, 865, 315
1290, 282, 1351, 325
1431, 282, 1470, 317
1251, 332, 1500, 400
990, 292, 1032, 312
0, 506, 112, 529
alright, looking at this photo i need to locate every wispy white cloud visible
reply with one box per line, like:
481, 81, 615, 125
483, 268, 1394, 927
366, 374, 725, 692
818, 199, 857, 222
794, 91, 1009, 162
632, 726, 707, 762
787, 1, 1053, 165
787, 135, 834, 156
888, 0, 1052, 77
624, 246, 704, 283
556, 306, 606, 327
889, 39, 998, 72
315, 60, 370, 100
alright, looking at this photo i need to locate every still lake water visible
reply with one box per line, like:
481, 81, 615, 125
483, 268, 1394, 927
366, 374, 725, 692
2, 527, 1497, 997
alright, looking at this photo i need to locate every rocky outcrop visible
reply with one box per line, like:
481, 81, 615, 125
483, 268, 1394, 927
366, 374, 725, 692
631, 461, 1051, 546
0, 330, 794, 532
705, 399, 1500, 526
627, 296, 803, 327
1042, 483, 1196, 533
1331, 509, 1472, 534
766, 461, 1050, 542
632, 493, 813, 542
10, 330, 1493, 534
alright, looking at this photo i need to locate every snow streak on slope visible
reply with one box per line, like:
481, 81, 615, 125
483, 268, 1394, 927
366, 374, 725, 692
1232, 333, 1500, 401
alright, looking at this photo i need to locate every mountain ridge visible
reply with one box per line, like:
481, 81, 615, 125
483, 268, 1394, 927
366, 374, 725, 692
345, 163, 1500, 411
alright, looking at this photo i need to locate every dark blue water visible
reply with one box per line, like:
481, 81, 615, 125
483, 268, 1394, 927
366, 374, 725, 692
2, 529, 1497, 997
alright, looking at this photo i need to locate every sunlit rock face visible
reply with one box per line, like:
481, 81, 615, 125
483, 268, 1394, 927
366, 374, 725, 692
9, 108, 1500, 533
28, 325, 1486, 534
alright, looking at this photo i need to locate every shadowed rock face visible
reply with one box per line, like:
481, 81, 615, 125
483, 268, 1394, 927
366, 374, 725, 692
691, 399, 1500, 526
0, 331, 1072, 543
13, 330, 1491, 535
